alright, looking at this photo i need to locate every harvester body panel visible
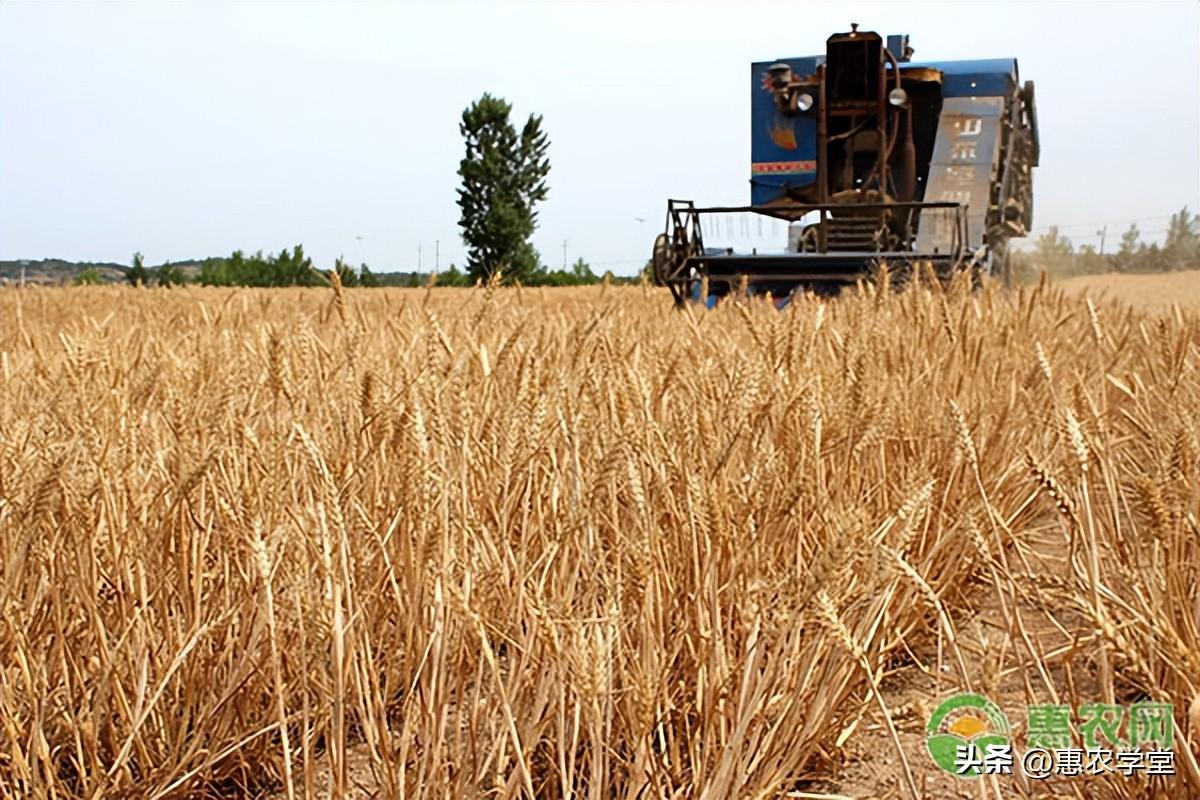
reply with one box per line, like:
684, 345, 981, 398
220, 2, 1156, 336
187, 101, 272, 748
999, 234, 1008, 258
749, 58, 1020, 208
916, 96, 1005, 254
933, 59, 1019, 97
750, 56, 821, 206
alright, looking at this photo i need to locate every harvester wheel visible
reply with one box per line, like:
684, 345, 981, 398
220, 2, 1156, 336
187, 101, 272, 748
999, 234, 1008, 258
651, 233, 673, 286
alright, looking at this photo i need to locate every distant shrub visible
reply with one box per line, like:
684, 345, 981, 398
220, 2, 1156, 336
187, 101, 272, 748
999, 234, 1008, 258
198, 245, 322, 287
157, 264, 188, 286
74, 268, 104, 286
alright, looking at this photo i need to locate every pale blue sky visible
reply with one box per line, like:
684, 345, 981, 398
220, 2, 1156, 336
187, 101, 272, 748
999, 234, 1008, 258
2, 1, 1197, 274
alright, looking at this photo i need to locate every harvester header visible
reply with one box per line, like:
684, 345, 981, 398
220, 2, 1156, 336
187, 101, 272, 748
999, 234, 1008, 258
652, 25, 1039, 305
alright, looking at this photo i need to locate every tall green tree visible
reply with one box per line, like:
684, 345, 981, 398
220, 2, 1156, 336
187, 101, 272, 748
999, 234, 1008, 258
1164, 206, 1199, 269
1033, 226, 1074, 274
158, 263, 187, 286
440, 264, 470, 287
456, 93, 551, 283
128, 251, 147, 286
570, 257, 595, 282
332, 256, 359, 287
359, 263, 378, 288
1116, 223, 1142, 272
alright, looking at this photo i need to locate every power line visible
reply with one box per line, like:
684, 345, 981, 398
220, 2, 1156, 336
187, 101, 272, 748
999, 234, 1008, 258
1029, 213, 1174, 233
1059, 228, 1170, 239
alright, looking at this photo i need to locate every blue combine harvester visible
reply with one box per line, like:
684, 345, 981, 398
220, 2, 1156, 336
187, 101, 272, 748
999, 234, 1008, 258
651, 25, 1039, 306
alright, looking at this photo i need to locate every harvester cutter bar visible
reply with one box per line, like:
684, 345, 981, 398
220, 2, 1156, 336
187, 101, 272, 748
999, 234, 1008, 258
657, 198, 969, 305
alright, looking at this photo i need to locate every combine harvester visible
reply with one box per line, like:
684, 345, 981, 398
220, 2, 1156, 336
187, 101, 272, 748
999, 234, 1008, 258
652, 24, 1039, 306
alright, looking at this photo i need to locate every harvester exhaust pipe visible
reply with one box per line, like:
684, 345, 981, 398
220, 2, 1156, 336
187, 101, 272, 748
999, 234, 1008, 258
884, 43, 917, 201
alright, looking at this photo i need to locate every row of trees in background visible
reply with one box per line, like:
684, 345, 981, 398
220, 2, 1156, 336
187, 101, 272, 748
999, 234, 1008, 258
73, 248, 619, 288
418, 256, 606, 287
76, 247, 389, 288
1018, 207, 1200, 278
196, 246, 339, 287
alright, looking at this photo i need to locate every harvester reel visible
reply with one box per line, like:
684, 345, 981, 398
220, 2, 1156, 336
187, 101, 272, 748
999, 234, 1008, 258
651, 233, 674, 286
652, 227, 701, 287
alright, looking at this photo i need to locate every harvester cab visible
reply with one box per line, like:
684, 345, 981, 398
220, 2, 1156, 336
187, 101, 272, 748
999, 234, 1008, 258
652, 25, 1039, 306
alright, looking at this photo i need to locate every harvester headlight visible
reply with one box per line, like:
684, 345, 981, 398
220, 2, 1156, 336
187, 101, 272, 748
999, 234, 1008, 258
767, 63, 793, 89
795, 92, 814, 112
888, 87, 909, 107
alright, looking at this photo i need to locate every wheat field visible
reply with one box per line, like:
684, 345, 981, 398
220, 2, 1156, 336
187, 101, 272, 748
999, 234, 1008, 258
0, 275, 1197, 799
1059, 269, 1200, 312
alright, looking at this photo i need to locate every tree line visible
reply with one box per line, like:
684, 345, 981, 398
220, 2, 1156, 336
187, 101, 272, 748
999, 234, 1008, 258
1014, 207, 1200, 278
74, 246, 350, 288
73, 249, 624, 288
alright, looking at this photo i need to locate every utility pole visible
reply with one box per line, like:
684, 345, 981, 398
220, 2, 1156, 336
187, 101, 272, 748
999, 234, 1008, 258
562, 239, 569, 270
418, 244, 422, 272
435, 240, 440, 272
1097, 225, 1107, 256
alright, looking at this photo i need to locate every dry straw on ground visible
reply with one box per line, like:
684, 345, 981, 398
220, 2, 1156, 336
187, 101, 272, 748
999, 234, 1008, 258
0, 275, 1196, 798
